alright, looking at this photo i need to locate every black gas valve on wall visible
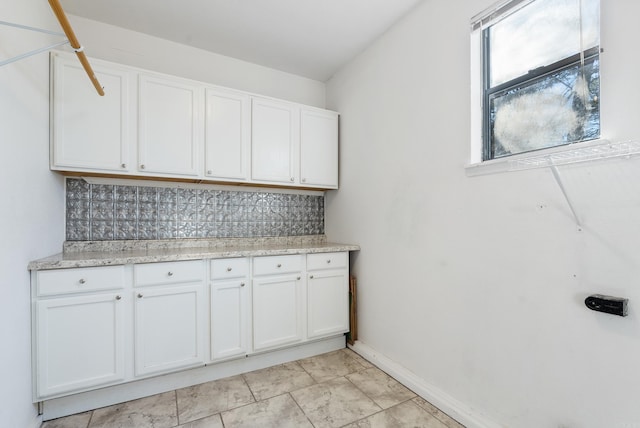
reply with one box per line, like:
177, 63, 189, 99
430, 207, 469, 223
585, 294, 629, 317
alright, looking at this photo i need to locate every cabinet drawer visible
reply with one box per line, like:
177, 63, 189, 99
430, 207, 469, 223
134, 260, 203, 287
210, 258, 249, 280
253, 255, 303, 276
307, 252, 348, 271
37, 266, 125, 296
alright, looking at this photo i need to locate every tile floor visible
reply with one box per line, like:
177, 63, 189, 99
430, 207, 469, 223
41, 349, 465, 428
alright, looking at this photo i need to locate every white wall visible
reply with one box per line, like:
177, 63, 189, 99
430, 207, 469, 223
0, 3, 65, 427
0, 5, 326, 426
326, 1, 640, 427
64, 15, 326, 108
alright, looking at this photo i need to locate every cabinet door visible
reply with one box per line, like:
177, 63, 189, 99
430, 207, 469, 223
253, 274, 302, 350
307, 269, 349, 339
205, 88, 250, 181
134, 284, 204, 376
211, 279, 250, 360
251, 97, 299, 184
300, 108, 339, 189
138, 74, 201, 177
35, 293, 125, 398
51, 53, 132, 173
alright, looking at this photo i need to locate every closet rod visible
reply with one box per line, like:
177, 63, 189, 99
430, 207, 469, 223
48, 0, 104, 96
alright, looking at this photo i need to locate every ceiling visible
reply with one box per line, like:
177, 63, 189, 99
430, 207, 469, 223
59, 0, 424, 82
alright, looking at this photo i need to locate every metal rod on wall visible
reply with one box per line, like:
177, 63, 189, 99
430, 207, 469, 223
47, 0, 104, 96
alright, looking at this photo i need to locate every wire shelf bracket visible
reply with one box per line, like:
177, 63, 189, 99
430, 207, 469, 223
508, 140, 640, 230
0, 20, 69, 67
1, 0, 104, 96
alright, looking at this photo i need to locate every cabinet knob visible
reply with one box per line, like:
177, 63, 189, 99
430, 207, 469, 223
310, 275, 314, 279
290, 177, 294, 182
327, 259, 331, 264
121, 163, 126, 169
227, 267, 232, 272
78, 278, 86, 284
115, 295, 122, 300
240, 282, 245, 287
277, 263, 282, 268
137, 293, 143, 298
302, 178, 306, 183
296, 276, 301, 280
140, 164, 145, 169
167, 271, 173, 277
207, 170, 212, 175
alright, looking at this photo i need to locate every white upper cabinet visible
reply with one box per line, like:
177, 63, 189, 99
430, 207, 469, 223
204, 88, 250, 181
51, 52, 133, 173
300, 108, 339, 189
251, 97, 299, 185
138, 74, 202, 177
50, 53, 339, 189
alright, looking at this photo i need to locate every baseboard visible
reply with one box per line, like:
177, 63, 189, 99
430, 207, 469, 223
42, 335, 345, 421
27, 411, 42, 428
349, 341, 501, 428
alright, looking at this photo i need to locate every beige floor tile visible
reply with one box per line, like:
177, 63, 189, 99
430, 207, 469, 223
221, 393, 313, 428
291, 376, 381, 428
176, 413, 224, 428
343, 400, 446, 428
299, 349, 368, 383
342, 348, 375, 369
88, 391, 177, 428
42, 411, 92, 428
176, 375, 254, 424
243, 361, 316, 400
412, 397, 465, 428
346, 367, 416, 409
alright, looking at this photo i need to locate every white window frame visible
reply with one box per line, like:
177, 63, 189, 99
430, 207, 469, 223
467, 0, 608, 176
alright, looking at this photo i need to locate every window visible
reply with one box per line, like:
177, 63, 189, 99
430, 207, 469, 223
471, 0, 600, 162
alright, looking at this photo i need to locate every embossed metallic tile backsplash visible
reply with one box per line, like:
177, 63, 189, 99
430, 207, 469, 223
66, 178, 324, 241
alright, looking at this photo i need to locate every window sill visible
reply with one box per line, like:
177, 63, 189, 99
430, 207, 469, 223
465, 139, 640, 177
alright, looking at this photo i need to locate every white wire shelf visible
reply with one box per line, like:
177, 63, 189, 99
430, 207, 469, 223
508, 140, 640, 171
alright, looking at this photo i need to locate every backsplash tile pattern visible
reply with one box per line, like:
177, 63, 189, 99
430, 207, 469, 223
66, 178, 324, 241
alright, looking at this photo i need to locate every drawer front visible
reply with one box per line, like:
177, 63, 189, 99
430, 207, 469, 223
134, 260, 203, 287
37, 266, 125, 296
307, 252, 348, 271
253, 254, 303, 276
210, 258, 249, 280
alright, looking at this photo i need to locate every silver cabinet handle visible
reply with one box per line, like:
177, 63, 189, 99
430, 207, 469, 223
290, 177, 294, 182
227, 267, 233, 272
115, 295, 122, 300
296, 276, 301, 280
78, 278, 86, 284
121, 163, 127, 169
302, 178, 306, 183
140, 164, 145, 169
167, 271, 173, 277
310, 275, 314, 279
207, 170, 212, 175
277, 264, 282, 268
137, 293, 143, 298
327, 259, 331, 264
240, 282, 245, 287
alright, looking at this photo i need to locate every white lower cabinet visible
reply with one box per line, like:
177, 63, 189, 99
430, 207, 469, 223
307, 252, 350, 339
133, 261, 205, 377
32, 252, 350, 401
210, 258, 250, 361
252, 255, 304, 351
33, 266, 126, 399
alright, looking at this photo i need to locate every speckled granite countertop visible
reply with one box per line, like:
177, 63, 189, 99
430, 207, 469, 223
28, 235, 360, 271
